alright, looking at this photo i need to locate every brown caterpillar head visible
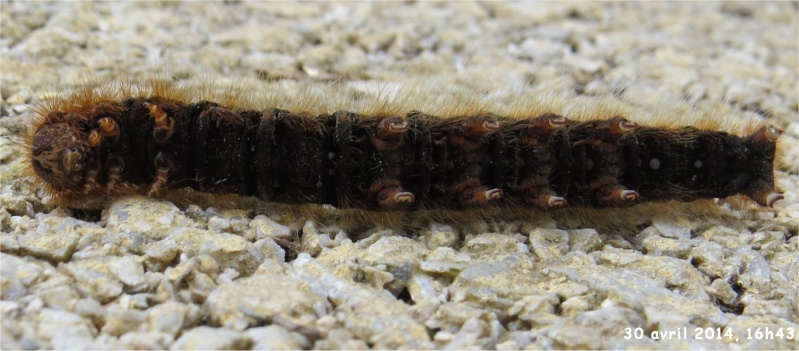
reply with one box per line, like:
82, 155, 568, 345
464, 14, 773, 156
30, 122, 92, 190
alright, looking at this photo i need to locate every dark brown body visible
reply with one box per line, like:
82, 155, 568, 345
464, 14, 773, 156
30, 96, 782, 211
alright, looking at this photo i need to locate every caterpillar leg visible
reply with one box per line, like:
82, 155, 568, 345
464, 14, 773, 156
148, 152, 173, 197
450, 179, 503, 207
369, 179, 415, 210
144, 102, 176, 143
524, 186, 567, 208
370, 116, 409, 152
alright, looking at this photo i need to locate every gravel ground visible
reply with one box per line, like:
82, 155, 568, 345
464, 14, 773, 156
1, 2, 798, 350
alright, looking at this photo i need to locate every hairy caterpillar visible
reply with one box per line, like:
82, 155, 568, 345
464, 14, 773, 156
26, 78, 783, 215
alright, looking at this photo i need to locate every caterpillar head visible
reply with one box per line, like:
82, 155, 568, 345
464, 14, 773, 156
30, 122, 92, 190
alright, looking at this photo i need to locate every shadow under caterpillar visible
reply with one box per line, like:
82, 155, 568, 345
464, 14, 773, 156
27, 84, 783, 213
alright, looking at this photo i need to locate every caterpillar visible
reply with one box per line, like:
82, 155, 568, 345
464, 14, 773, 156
26, 78, 783, 214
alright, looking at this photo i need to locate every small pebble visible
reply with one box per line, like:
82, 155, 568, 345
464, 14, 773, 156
170, 326, 252, 350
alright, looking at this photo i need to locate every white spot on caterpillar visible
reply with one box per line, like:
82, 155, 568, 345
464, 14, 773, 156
693, 160, 704, 169
649, 158, 661, 170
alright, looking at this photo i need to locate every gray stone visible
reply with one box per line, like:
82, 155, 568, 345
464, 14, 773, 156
495, 340, 518, 350
573, 304, 643, 346
426, 302, 503, 348
362, 235, 427, 268
594, 246, 643, 266
0, 194, 33, 217
74, 298, 105, 327
241, 52, 300, 80
71, 224, 130, 259
118, 331, 174, 350
249, 215, 292, 241
148, 301, 190, 336
701, 226, 749, 250
170, 326, 252, 350
426, 302, 486, 332
450, 253, 541, 311
549, 265, 729, 327
360, 265, 395, 289
225, 214, 251, 236
246, 325, 311, 350
547, 324, 601, 350
736, 249, 773, 294
739, 249, 771, 278
294, 254, 432, 349
641, 235, 694, 258
751, 230, 785, 247
529, 228, 569, 259
204, 273, 328, 330
507, 294, 560, 324
157, 255, 219, 303
253, 237, 286, 263
559, 295, 594, 316
550, 281, 590, 300
37, 284, 79, 311
598, 248, 710, 300
650, 220, 693, 239
18, 228, 79, 262
35, 308, 95, 346
0, 253, 44, 300
568, 229, 602, 253
0, 208, 11, 233
461, 233, 527, 262
216, 268, 240, 285
406, 273, 447, 305
419, 247, 471, 276
207, 216, 231, 232
689, 241, 726, 279
313, 328, 369, 350
742, 299, 795, 321
49, 333, 121, 350
771, 250, 798, 283
420, 223, 460, 249
119, 293, 151, 310
101, 306, 147, 336
706, 278, 738, 305
144, 239, 179, 264
108, 255, 146, 290
165, 228, 263, 276
0, 233, 19, 253
106, 197, 198, 241
604, 234, 634, 250
441, 316, 490, 349
508, 37, 569, 61
299, 221, 327, 256
61, 258, 124, 303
